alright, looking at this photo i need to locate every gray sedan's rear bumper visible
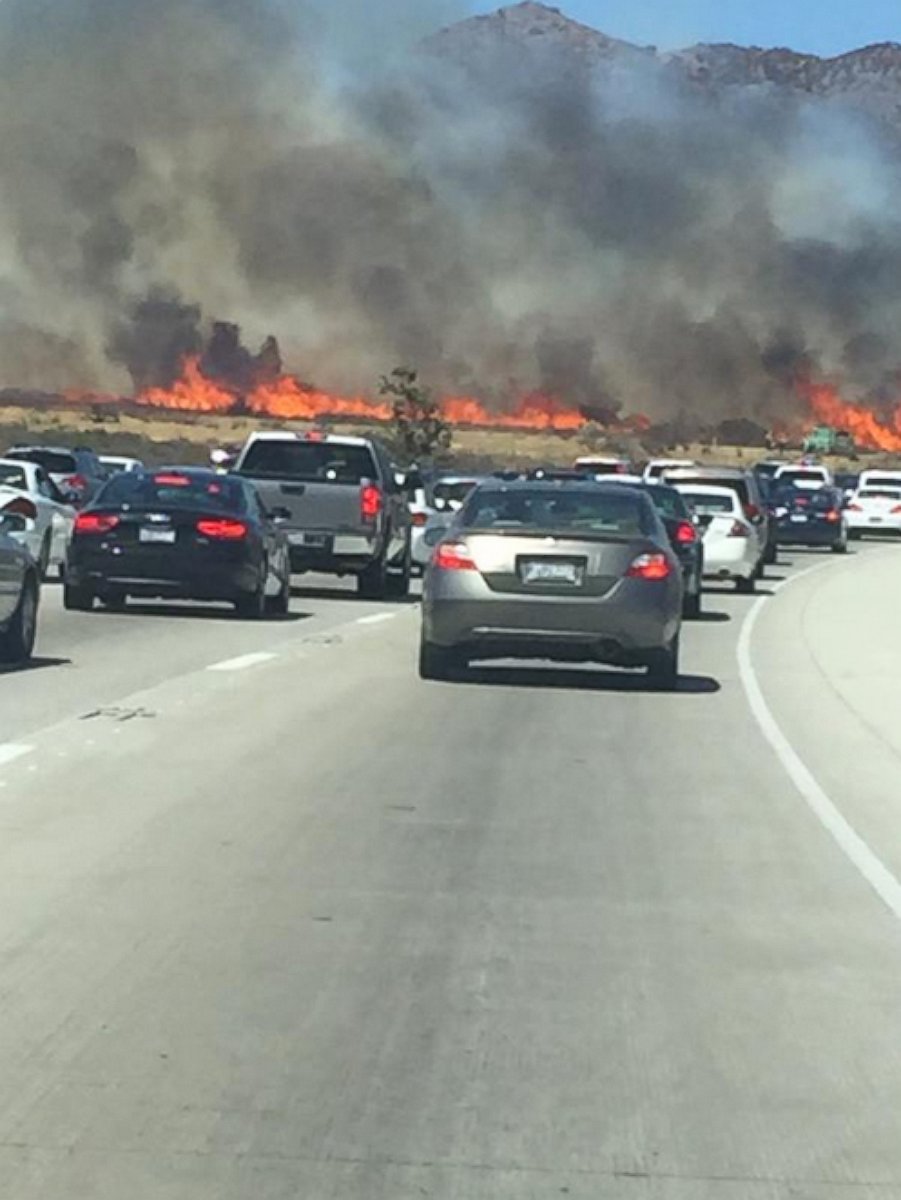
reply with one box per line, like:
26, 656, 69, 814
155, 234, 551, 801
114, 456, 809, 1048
423, 573, 681, 663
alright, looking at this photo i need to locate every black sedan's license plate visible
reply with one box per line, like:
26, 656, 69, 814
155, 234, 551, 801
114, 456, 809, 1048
519, 559, 584, 586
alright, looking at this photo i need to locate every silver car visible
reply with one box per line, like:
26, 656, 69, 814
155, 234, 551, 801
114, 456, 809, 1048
0, 512, 40, 663
420, 481, 683, 687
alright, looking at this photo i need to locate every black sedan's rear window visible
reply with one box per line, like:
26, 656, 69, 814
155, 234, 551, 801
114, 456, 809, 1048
461, 488, 652, 536
644, 486, 690, 520
98, 472, 246, 513
239, 440, 377, 483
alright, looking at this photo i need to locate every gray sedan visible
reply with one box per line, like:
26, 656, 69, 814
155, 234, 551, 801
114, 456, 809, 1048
0, 512, 40, 663
420, 481, 683, 687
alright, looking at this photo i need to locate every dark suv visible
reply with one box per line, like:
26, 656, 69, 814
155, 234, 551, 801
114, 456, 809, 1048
6, 445, 106, 508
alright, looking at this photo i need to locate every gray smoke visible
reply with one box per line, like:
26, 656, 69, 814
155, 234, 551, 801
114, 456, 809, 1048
0, 0, 900, 422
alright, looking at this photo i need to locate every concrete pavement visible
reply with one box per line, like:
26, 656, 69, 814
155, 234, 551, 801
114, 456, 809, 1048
0, 551, 899, 1196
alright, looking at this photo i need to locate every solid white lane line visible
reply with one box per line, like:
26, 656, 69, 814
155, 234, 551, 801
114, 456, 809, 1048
738, 558, 901, 922
356, 613, 397, 626
207, 652, 277, 673
0, 744, 35, 768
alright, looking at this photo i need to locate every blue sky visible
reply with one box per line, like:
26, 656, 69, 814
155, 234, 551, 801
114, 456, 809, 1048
470, 0, 901, 57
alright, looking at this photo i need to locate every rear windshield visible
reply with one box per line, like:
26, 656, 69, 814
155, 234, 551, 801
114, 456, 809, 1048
460, 487, 652, 537
0, 463, 30, 490
239, 440, 376, 483
645, 487, 689, 519
98, 472, 247, 513
671, 475, 750, 504
7, 449, 76, 474
777, 470, 826, 484
430, 480, 480, 509
679, 491, 737, 514
859, 488, 901, 500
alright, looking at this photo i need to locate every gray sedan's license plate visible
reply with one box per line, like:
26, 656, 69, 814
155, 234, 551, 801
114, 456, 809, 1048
521, 560, 581, 585
139, 527, 175, 544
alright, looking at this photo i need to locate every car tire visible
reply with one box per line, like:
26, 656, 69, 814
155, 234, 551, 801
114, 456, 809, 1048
63, 580, 94, 611
265, 566, 291, 616
832, 540, 848, 554
357, 554, 388, 600
735, 575, 756, 594
385, 535, 412, 600
683, 587, 702, 619
38, 533, 52, 581
234, 578, 266, 619
99, 588, 127, 611
0, 575, 38, 664
646, 634, 679, 690
419, 638, 463, 682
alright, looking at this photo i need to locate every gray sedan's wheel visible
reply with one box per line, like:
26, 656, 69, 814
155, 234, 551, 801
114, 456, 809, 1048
0, 575, 38, 664
419, 638, 462, 682
63, 581, 94, 611
645, 634, 679, 690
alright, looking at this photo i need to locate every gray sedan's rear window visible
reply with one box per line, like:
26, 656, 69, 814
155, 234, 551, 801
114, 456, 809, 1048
461, 488, 650, 536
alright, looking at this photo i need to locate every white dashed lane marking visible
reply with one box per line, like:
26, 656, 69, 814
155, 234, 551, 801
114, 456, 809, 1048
207, 652, 278, 673
356, 613, 397, 626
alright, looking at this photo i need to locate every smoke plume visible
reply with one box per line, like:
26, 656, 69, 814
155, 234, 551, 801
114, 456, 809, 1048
1, 0, 901, 423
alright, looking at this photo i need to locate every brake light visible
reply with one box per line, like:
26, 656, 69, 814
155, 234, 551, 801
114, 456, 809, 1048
411, 511, 429, 527
728, 521, 751, 538
626, 553, 671, 581
674, 520, 697, 544
433, 541, 477, 571
153, 473, 191, 487
2, 495, 37, 520
744, 503, 761, 521
361, 484, 383, 521
892, 505, 901, 515
196, 518, 247, 540
67, 474, 87, 491
824, 509, 841, 522
304, 430, 325, 442
75, 512, 120, 534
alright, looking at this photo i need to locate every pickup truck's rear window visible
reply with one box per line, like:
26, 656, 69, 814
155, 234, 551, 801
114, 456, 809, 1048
239, 441, 377, 483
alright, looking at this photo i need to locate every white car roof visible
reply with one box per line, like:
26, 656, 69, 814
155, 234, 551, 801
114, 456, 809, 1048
648, 458, 695, 468
595, 473, 645, 484
673, 483, 740, 501
775, 464, 829, 474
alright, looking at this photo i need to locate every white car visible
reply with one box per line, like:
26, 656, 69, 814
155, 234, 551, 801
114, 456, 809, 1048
858, 469, 901, 491
0, 458, 76, 578
674, 484, 759, 592
773, 464, 832, 490
572, 455, 632, 476
643, 458, 695, 482
99, 454, 144, 475
845, 487, 901, 539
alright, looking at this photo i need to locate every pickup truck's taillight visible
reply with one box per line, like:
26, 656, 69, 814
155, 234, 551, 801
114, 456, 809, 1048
674, 520, 697, 544
361, 484, 383, 521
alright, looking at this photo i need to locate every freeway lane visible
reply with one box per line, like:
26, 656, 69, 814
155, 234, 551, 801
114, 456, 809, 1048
0, 549, 900, 1196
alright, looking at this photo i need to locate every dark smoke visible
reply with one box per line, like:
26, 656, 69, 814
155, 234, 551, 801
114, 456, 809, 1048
1, 0, 901, 422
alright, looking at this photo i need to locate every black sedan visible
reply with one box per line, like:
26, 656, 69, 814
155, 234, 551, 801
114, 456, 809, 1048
772, 485, 848, 554
64, 468, 291, 617
608, 481, 704, 618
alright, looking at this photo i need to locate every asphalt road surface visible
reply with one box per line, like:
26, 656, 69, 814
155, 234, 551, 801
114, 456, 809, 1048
1, 548, 901, 1198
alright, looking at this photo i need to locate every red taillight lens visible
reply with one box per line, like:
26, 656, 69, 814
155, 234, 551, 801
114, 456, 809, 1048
744, 503, 761, 521
411, 511, 429, 527
626, 553, 671, 581
824, 509, 841, 522
674, 520, 697, 544
2, 495, 37, 520
361, 484, 383, 521
67, 474, 88, 491
153, 473, 191, 487
728, 521, 751, 538
891, 505, 901, 514
433, 541, 477, 571
196, 518, 247, 540
75, 512, 120, 534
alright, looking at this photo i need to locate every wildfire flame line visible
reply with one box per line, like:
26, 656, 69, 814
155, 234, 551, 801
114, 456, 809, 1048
797, 377, 901, 454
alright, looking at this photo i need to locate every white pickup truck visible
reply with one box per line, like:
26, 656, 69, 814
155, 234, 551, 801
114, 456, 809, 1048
232, 431, 412, 599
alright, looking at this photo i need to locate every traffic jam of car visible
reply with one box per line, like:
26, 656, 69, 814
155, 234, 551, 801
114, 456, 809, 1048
0, 432, 892, 684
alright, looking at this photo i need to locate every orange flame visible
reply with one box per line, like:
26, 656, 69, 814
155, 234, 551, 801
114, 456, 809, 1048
129, 355, 602, 431
797, 376, 901, 453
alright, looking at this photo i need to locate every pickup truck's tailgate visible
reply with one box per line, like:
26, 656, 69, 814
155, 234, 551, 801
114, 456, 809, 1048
252, 479, 368, 534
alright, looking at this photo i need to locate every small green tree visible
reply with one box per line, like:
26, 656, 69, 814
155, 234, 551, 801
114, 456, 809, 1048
379, 366, 452, 462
